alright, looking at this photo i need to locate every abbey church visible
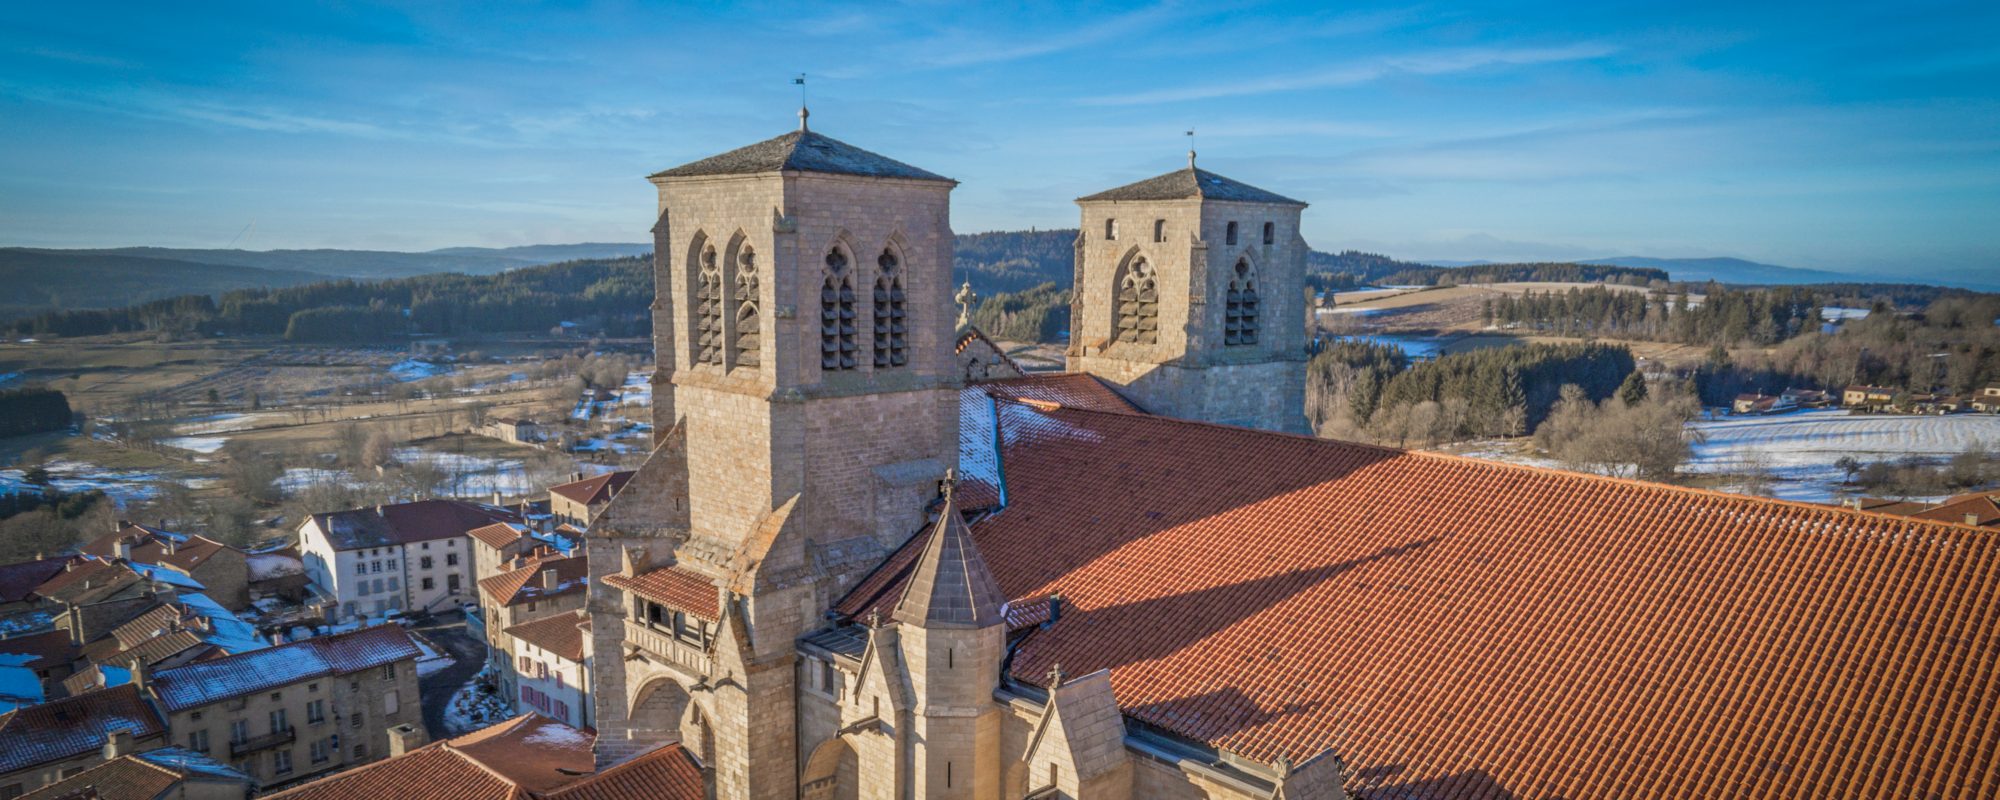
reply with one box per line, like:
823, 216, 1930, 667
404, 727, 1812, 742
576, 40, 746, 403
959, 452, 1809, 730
581, 116, 2000, 800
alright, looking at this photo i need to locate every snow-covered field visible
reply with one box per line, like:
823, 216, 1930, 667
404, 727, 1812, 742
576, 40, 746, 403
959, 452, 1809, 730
0, 459, 171, 503
163, 436, 229, 454
1684, 409, 2000, 501
389, 359, 451, 382
1457, 409, 2000, 503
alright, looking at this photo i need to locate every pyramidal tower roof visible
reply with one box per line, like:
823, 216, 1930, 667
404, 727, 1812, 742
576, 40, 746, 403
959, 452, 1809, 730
893, 479, 1006, 629
1078, 165, 1304, 206
651, 117, 952, 183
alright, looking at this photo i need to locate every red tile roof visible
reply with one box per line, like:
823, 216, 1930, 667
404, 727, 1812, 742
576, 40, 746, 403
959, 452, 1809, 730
976, 373, 1144, 414
0, 558, 67, 604
0, 630, 78, 673
1909, 492, 2000, 527
81, 524, 235, 574
549, 471, 636, 507
601, 566, 717, 622
266, 716, 698, 800
468, 522, 532, 551
20, 747, 251, 800
479, 556, 589, 608
841, 398, 2000, 798
31, 558, 142, 605
0, 684, 166, 775
504, 611, 590, 662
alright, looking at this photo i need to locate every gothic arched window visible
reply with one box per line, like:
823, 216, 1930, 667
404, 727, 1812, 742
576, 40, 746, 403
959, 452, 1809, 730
1116, 257, 1159, 345
733, 247, 760, 368
1226, 258, 1259, 346
821, 249, 858, 371
694, 243, 723, 365
873, 250, 907, 368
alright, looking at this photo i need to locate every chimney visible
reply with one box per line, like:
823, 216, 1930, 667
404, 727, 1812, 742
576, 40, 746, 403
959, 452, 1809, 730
127, 658, 148, 694
164, 538, 177, 556
1967, 513, 1980, 526
386, 723, 427, 757
102, 727, 135, 760
541, 569, 560, 591
115, 540, 132, 561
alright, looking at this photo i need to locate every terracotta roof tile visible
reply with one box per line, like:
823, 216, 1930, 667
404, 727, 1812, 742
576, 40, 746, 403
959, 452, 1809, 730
266, 715, 607, 800
0, 558, 67, 604
0, 684, 166, 775
601, 566, 717, 622
543, 742, 703, 800
81, 525, 234, 574
21, 747, 251, 800
504, 611, 590, 662
479, 556, 589, 608
468, 522, 533, 551
839, 399, 2000, 798
548, 472, 635, 507
0, 630, 78, 672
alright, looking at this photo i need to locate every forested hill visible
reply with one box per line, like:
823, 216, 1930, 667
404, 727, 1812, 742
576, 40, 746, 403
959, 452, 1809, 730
0, 249, 327, 320
7, 256, 651, 341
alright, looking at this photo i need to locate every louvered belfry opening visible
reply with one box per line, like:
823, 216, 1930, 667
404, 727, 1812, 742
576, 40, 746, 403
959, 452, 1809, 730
1226, 258, 1259, 345
695, 244, 724, 365
733, 247, 760, 367
873, 250, 907, 368
1116, 257, 1159, 345
821, 249, 858, 370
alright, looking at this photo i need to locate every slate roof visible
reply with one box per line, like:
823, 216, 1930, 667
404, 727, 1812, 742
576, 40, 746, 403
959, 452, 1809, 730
148, 625, 418, 712
548, 471, 635, 507
601, 566, 717, 622
835, 391, 2000, 798
0, 684, 166, 775
504, 611, 590, 662
310, 500, 521, 550
651, 129, 952, 183
1077, 166, 1304, 205
20, 747, 251, 800
265, 715, 701, 800
478, 555, 588, 608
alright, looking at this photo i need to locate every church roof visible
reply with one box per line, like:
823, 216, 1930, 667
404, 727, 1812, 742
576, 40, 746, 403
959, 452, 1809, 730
1078, 166, 1304, 205
651, 129, 953, 183
838, 388, 2000, 798
891, 487, 1006, 629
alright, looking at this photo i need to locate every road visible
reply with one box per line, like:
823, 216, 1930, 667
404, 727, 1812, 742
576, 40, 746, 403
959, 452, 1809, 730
414, 615, 486, 740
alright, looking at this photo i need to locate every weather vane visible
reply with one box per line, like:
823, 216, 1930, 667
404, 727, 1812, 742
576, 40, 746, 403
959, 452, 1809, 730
1186, 128, 1196, 168
794, 73, 808, 131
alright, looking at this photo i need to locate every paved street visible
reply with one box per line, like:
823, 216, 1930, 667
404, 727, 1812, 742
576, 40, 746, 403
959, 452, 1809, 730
413, 616, 486, 740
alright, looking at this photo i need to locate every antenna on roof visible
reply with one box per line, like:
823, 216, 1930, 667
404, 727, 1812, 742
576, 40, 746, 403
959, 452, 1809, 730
794, 73, 809, 132
1186, 128, 1196, 169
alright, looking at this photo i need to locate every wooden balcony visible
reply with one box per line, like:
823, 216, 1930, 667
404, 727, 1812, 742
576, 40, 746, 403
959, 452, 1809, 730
623, 618, 711, 676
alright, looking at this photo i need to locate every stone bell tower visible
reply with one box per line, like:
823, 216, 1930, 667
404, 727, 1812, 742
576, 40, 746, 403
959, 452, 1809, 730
1069, 153, 1310, 433
589, 111, 961, 800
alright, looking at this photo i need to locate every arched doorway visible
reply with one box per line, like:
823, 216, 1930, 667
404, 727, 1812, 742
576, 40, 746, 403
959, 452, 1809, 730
628, 678, 692, 743
801, 737, 860, 800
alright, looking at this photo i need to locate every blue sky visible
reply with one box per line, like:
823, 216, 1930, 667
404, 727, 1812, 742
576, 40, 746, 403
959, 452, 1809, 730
2, 1, 1996, 278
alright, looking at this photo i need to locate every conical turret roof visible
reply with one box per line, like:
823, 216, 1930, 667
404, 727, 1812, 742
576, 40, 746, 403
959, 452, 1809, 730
893, 480, 1006, 629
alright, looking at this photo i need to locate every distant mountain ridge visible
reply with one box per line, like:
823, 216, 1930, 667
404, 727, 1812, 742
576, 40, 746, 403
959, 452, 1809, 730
0, 249, 327, 321
1576, 256, 1854, 286
45, 242, 653, 280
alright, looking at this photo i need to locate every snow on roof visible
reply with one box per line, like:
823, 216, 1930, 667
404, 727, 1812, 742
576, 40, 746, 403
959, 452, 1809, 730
247, 552, 305, 581
149, 625, 418, 712
177, 593, 268, 654
0, 661, 44, 711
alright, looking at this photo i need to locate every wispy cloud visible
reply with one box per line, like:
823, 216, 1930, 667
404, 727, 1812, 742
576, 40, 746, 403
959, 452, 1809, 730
910, 3, 1186, 68
1079, 42, 1620, 105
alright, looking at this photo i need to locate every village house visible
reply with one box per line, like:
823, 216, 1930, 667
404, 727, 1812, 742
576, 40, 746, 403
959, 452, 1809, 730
18, 745, 253, 800
478, 418, 542, 446
0, 559, 65, 624
81, 524, 250, 612
547, 471, 635, 530
1842, 384, 1897, 410
296, 500, 519, 622
1779, 386, 1831, 408
1730, 392, 1792, 415
476, 555, 586, 706
503, 610, 592, 729
144, 624, 424, 792
1973, 381, 2000, 412
33, 558, 209, 648
264, 715, 702, 800
0, 684, 168, 795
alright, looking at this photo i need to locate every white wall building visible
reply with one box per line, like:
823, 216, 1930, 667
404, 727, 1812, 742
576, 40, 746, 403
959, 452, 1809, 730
501, 609, 591, 729
297, 500, 520, 622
